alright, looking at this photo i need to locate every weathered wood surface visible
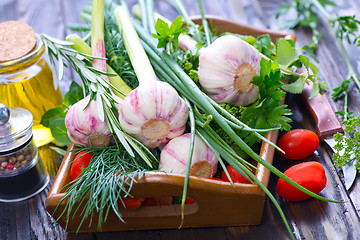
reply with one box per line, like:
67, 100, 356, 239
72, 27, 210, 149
1, 0, 360, 239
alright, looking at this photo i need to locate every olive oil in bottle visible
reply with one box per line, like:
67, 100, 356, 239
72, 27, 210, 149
0, 21, 63, 173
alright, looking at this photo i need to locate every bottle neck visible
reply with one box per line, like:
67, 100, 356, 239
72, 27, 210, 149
0, 34, 45, 76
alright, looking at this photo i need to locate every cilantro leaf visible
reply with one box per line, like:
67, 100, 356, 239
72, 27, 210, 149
152, 16, 186, 52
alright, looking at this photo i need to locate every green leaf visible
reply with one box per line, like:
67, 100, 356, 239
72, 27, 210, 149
49, 117, 70, 145
308, 62, 320, 76
240, 59, 292, 144
152, 16, 185, 51
253, 35, 273, 56
281, 78, 305, 94
64, 81, 84, 106
40, 107, 66, 127
276, 38, 298, 66
301, 45, 319, 63
310, 81, 320, 99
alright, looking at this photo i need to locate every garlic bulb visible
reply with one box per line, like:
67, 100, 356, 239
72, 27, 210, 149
118, 81, 188, 148
198, 35, 260, 106
159, 133, 218, 178
65, 96, 120, 147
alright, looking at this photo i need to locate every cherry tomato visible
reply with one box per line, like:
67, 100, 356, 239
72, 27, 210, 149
143, 196, 173, 206
70, 151, 92, 181
277, 129, 319, 160
221, 165, 252, 184
276, 161, 327, 201
118, 197, 145, 209
185, 197, 196, 204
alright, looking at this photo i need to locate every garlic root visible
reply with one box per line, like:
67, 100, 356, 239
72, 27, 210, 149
159, 133, 218, 178
119, 82, 188, 148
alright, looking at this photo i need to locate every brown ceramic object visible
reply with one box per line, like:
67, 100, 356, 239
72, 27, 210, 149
45, 16, 295, 233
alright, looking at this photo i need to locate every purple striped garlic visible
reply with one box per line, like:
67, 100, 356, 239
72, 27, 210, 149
159, 133, 218, 178
198, 35, 261, 106
65, 96, 121, 147
114, 6, 189, 149
118, 81, 188, 148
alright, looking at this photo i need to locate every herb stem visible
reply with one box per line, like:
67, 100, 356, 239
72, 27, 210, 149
307, 0, 360, 93
114, 5, 157, 84
338, 40, 360, 90
196, 0, 211, 46
66, 34, 132, 98
307, 0, 332, 20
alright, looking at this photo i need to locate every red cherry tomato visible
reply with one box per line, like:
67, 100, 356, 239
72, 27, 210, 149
221, 165, 252, 184
143, 196, 173, 206
70, 151, 92, 181
276, 161, 327, 201
277, 129, 319, 160
185, 197, 196, 204
118, 197, 145, 209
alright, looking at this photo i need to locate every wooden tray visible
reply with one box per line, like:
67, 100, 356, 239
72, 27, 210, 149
45, 17, 294, 233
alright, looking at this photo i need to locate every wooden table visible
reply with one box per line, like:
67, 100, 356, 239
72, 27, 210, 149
1, 0, 360, 239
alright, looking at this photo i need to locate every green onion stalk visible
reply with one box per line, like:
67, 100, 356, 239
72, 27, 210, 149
127, 0, 339, 202
113, 2, 343, 240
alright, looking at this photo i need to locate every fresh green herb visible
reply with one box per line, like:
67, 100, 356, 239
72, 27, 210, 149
212, 103, 247, 154
64, 81, 85, 106
61, 144, 159, 231
333, 116, 360, 171
239, 59, 292, 147
276, 0, 360, 120
152, 16, 186, 53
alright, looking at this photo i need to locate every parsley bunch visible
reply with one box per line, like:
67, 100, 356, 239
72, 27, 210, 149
333, 116, 360, 171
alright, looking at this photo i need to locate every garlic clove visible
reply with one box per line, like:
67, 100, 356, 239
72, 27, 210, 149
198, 35, 261, 106
159, 133, 218, 178
65, 96, 115, 147
119, 82, 188, 148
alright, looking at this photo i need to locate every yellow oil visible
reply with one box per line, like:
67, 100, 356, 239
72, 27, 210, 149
0, 59, 62, 125
0, 39, 63, 174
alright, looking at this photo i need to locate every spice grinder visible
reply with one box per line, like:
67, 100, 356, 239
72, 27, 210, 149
0, 103, 49, 202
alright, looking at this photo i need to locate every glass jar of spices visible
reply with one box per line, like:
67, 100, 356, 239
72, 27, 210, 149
0, 103, 49, 202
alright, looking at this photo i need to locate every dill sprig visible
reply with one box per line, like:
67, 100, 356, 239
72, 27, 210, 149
59, 145, 159, 231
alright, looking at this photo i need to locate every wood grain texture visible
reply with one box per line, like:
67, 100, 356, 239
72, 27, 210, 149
1, 0, 360, 239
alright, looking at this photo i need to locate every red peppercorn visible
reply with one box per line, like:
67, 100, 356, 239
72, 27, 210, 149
6, 163, 14, 171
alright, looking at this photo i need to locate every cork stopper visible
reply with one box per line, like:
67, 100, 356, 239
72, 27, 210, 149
0, 21, 36, 62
